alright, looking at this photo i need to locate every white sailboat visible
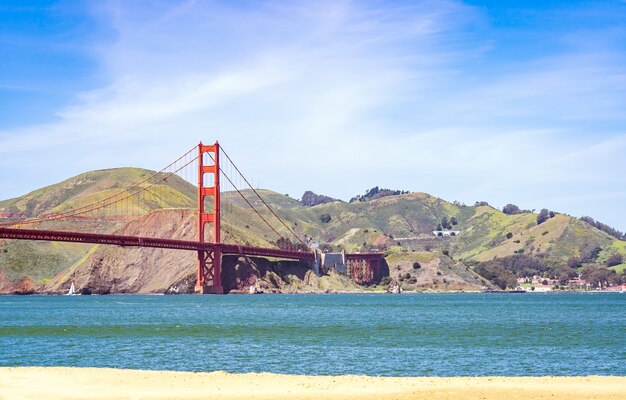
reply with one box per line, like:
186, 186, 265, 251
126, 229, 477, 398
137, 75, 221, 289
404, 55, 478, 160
66, 282, 79, 296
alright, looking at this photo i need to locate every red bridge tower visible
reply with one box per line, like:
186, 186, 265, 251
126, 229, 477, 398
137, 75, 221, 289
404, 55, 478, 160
196, 141, 223, 294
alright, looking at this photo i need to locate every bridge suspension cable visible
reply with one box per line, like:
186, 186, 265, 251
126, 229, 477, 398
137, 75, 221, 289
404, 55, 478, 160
218, 145, 306, 246
0, 145, 199, 228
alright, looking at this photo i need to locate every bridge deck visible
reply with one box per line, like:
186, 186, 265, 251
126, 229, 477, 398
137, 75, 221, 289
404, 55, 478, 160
0, 228, 317, 261
0, 228, 383, 262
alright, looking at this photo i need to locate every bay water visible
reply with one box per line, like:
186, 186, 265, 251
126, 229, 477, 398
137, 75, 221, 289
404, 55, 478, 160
0, 293, 624, 376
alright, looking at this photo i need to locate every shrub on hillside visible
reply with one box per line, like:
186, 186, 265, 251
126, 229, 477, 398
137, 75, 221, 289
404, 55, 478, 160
441, 217, 452, 230
607, 253, 624, 267
413, 262, 421, 270
537, 209, 549, 225
502, 204, 522, 215
319, 214, 331, 223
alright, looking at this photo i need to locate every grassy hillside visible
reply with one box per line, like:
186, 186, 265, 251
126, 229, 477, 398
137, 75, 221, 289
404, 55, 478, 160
450, 207, 617, 263
0, 168, 197, 289
1, 167, 625, 292
0, 168, 195, 217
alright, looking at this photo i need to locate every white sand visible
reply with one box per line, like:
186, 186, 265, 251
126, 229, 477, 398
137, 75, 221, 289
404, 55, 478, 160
0, 367, 624, 400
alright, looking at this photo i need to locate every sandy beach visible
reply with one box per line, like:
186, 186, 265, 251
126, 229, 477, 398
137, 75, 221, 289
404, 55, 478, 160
0, 368, 623, 400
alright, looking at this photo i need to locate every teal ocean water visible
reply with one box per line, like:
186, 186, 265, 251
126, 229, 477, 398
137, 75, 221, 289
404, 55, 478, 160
0, 293, 624, 376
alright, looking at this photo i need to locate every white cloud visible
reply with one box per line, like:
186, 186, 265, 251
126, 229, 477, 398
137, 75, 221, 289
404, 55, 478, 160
1, 0, 626, 230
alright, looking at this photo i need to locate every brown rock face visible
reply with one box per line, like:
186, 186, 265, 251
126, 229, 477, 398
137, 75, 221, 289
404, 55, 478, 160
43, 209, 326, 294
45, 209, 198, 294
221, 256, 313, 294
0, 270, 40, 294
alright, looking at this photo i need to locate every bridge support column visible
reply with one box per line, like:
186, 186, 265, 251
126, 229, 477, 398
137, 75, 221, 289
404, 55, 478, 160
196, 141, 223, 294
195, 248, 223, 294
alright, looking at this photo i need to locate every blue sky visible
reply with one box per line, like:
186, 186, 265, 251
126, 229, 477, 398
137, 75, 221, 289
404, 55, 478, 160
1, 0, 626, 231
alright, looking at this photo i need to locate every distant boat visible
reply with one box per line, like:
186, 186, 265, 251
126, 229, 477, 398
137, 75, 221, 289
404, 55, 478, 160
66, 282, 79, 296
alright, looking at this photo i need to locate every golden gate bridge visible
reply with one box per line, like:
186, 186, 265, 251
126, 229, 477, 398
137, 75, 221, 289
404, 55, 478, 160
0, 141, 383, 293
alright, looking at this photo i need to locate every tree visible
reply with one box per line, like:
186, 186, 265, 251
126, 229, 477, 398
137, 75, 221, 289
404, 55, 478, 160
502, 204, 522, 215
567, 256, 582, 269
450, 216, 458, 226
319, 214, 331, 223
537, 209, 549, 225
581, 266, 618, 288
579, 216, 625, 240
441, 217, 451, 230
506, 232, 513, 239
475, 201, 490, 207
474, 263, 518, 290
413, 262, 421, 270
436, 223, 443, 231
552, 265, 577, 285
580, 244, 602, 263
607, 253, 624, 267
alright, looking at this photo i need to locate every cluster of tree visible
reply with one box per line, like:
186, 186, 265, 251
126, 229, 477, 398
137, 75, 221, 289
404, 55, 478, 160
478, 259, 569, 288
349, 186, 409, 203
567, 253, 624, 269
607, 253, 624, 267
550, 264, 579, 285
579, 216, 625, 240
274, 237, 309, 252
436, 216, 458, 230
473, 263, 518, 290
494, 254, 550, 277
579, 243, 602, 263
580, 266, 623, 288
567, 256, 582, 269
474, 201, 490, 207
502, 204, 531, 215
536, 209, 556, 225
300, 191, 341, 207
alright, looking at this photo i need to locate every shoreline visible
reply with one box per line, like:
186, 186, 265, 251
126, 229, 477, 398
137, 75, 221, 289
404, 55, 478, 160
1, 289, 622, 296
0, 367, 624, 399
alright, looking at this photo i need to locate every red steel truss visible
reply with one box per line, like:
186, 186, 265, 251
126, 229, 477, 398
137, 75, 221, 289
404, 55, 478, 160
0, 227, 316, 260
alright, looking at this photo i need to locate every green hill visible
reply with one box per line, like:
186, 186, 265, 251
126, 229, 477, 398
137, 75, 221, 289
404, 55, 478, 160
0, 168, 195, 217
1, 168, 625, 293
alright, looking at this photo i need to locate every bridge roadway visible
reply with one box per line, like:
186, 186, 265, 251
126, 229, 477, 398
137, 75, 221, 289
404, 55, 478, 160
0, 227, 383, 261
